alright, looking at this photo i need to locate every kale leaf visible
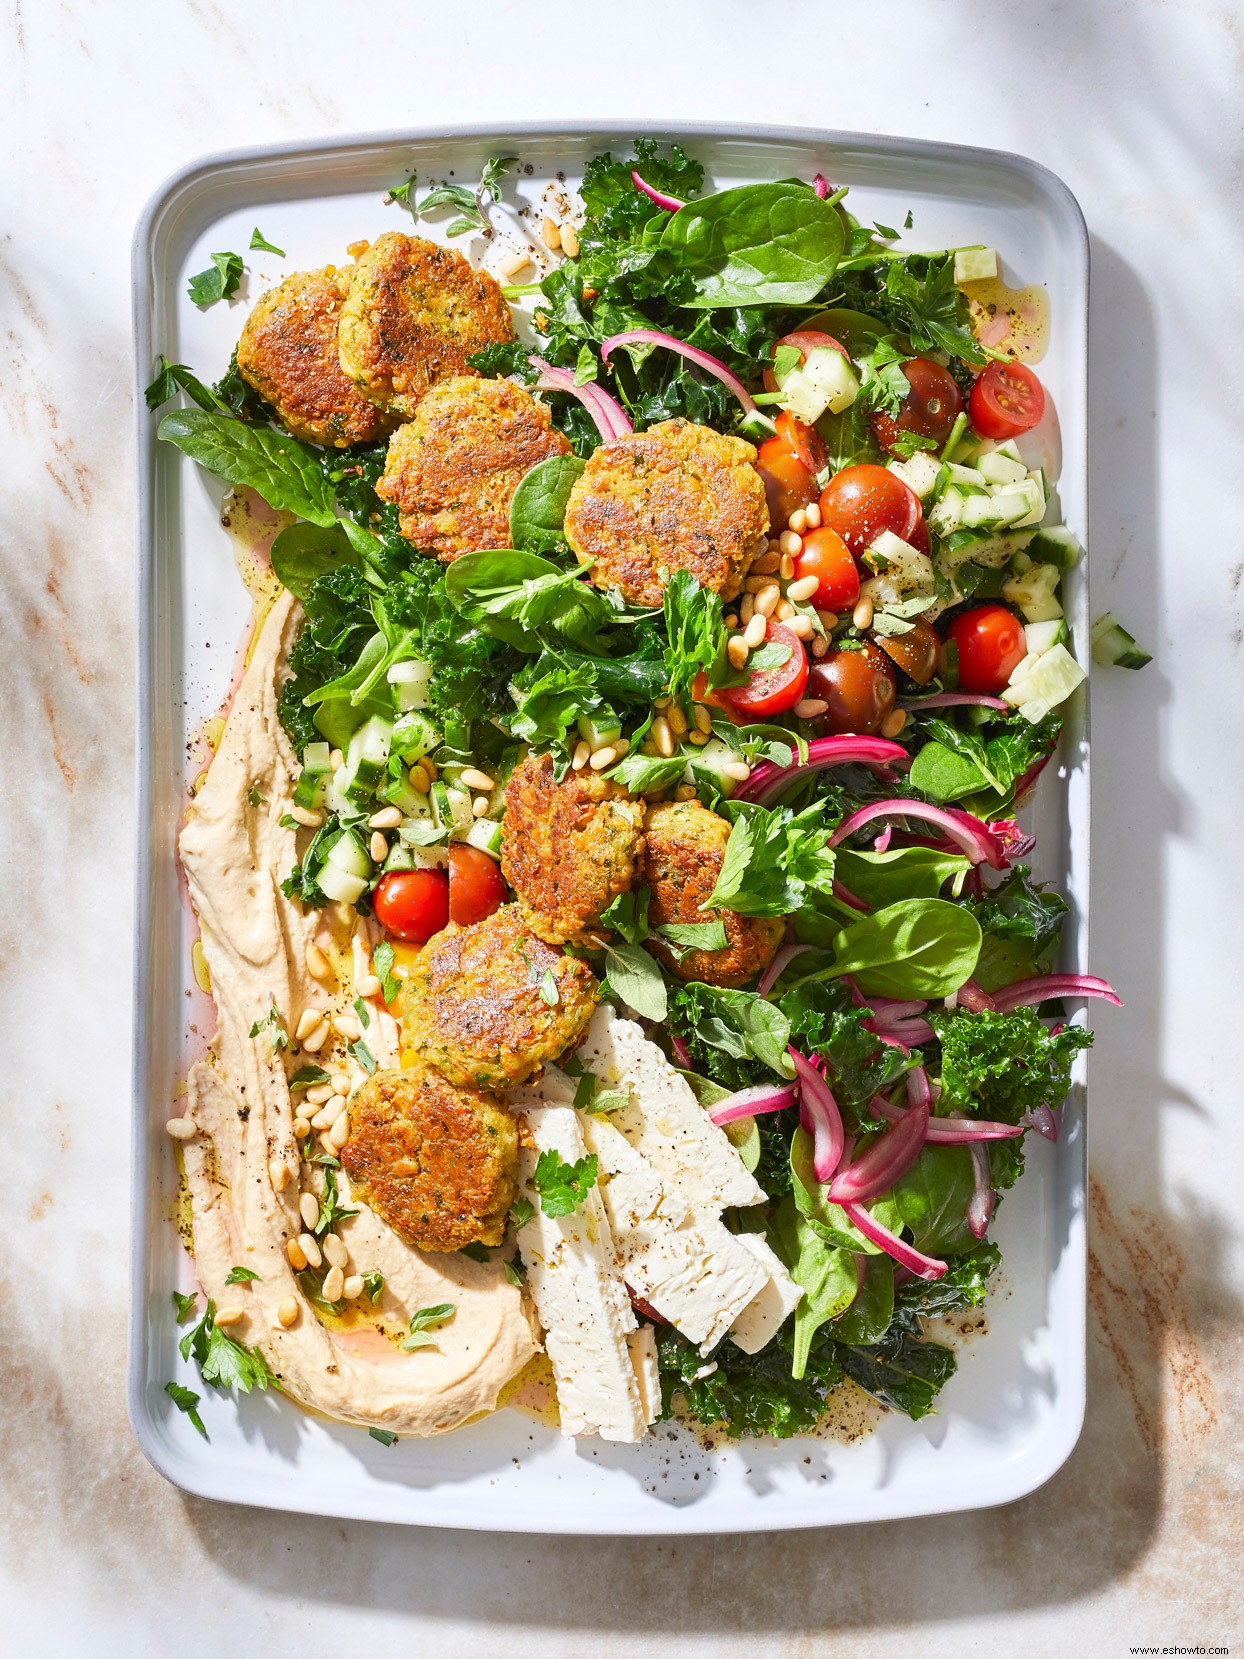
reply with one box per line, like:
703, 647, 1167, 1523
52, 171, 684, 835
657, 1325, 844, 1440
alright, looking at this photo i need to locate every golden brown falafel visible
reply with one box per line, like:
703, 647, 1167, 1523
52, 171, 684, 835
375, 377, 571, 561
403, 904, 600, 1091
235, 267, 397, 448
341, 1065, 518, 1252
643, 800, 784, 988
501, 753, 646, 946
563, 418, 770, 608
337, 233, 515, 420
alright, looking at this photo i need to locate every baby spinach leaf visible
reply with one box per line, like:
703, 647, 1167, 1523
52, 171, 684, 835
145, 355, 222, 413
444, 549, 615, 651
661, 180, 845, 308
508, 455, 586, 552
828, 899, 982, 1000
158, 410, 338, 524
768, 1196, 859, 1379
270, 522, 363, 600
249, 227, 285, 257
889, 1145, 978, 1255
908, 739, 996, 803
828, 1253, 894, 1345
789, 1127, 904, 1253
834, 845, 970, 907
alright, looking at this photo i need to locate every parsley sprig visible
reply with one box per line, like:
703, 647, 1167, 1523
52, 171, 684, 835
531, 1149, 599, 1218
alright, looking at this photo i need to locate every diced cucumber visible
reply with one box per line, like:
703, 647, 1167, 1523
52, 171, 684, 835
344, 716, 393, 792
945, 462, 989, 491
1002, 642, 1085, 716
1003, 562, 1063, 623
431, 781, 474, 840
378, 774, 432, 816
961, 491, 1029, 530
390, 711, 440, 763
1091, 613, 1153, 670
738, 409, 777, 443
1011, 471, 1047, 528
684, 736, 745, 799
862, 531, 936, 604
301, 742, 332, 776
578, 713, 623, 750
940, 528, 1036, 571
1027, 525, 1082, 569
324, 756, 359, 816
777, 345, 860, 422
293, 770, 327, 811
325, 830, 371, 880
887, 451, 941, 500
927, 486, 967, 535
465, 818, 504, 858
976, 449, 1029, 487
387, 659, 433, 713
990, 439, 1025, 464
954, 246, 998, 284
382, 843, 417, 873
1023, 619, 1067, 658
316, 864, 369, 905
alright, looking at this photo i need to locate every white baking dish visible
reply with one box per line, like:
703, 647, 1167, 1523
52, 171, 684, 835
131, 122, 1091, 1533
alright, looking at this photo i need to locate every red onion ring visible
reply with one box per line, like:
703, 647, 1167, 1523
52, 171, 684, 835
529, 354, 633, 440
757, 943, 815, 999
839, 1201, 947, 1281
733, 736, 909, 807
631, 171, 685, 211
789, 1045, 845, 1181
708, 1082, 799, 1127
990, 975, 1120, 1014
601, 329, 757, 415
828, 1102, 929, 1204
829, 799, 1010, 869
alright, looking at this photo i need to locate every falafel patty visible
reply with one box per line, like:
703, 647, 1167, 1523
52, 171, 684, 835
337, 232, 515, 420
375, 377, 571, 561
563, 418, 770, 608
643, 800, 785, 988
403, 904, 600, 1091
502, 754, 646, 946
341, 1065, 518, 1253
235, 267, 397, 448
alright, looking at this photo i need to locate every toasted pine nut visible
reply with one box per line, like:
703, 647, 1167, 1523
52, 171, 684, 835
355, 973, 382, 998
667, 705, 688, 737
651, 717, 674, 758
613, 737, 630, 756
407, 762, 430, 794
499, 248, 533, 279
787, 574, 821, 604
739, 592, 755, 624
165, 1116, 196, 1140
693, 704, 713, 734
560, 222, 580, 258
293, 1117, 311, 1140
721, 760, 751, 782
788, 508, 807, 533
779, 553, 796, 580
674, 784, 697, 801
311, 1095, 346, 1131
304, 943, 332, 983
304, 1082, 333, 1106
776, 600, 795, 621
688, 729, 710, 746
460, 767, 495, 792
794, 698, 829, 719
853, 597, 875, 629
299, 1232, 322, 1269
367, 831, 387, 863
326, 1113, 351, 1151
301, 1019, 330, 1054
294, 1007, 323, 1042
571, 740, 590, 771
322, 1265, 345, 1302
653, 695, 671, 710
286, 1237, 308, 1272
816, 609, 839, 629
589, 745, 618, 771
277, 1297, 299, 1329
743, 614, 768, 649
743, 573, 769, 594
269, 1157, 292, 1192
812, 634, 830, 658
751, 550, 780, 575
329, 749, 344, 771
299, 1191, 319, 1229
805, 501, 822, 528
368, 806, 403, 830
342, 1274, 364, 1301
779, 529, 802, 556
726, 635, 750, 670
881, 709, 908, 739
541, 215, 562, 251
788, 615, 815, 641
723, 613, 739, 630
330, 1070, 351, 1094
331, 1012, 361, 1041
214, 1306, 245, 1328
421, 757, 438, 783
323, 1232, 348, 1270
755, 583, 781, 618
472, 796, 491, 817
289, 804, 323, 828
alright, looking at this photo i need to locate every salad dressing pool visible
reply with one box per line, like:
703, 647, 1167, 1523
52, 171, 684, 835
960, 276, 1050, 362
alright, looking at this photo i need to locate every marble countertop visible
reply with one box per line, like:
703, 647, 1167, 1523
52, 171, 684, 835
4, 0, 1241, 1652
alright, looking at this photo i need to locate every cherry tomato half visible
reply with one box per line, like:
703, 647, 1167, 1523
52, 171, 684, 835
792, 526, 860, 613
775, 410, 827, 474
945, 604, 1027, 694
717, 619, 809, 720
756, 434, 818, 524
373, 867, 450, 945
762, 330, 849, 394
876, 619, 939, 686
818, 464, 920, 555
448, 843, 506, 927
968, 360, 1046, 441
871, 357, 963, 453
807, 642, 897, 734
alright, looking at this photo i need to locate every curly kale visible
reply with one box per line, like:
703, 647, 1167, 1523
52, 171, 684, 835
658, 1325, 843, 1439
777, 977, 910, 1123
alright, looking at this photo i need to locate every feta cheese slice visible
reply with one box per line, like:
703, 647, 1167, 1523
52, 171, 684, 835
514, 1103, 647, 1443
581, 1114, 769, 1354
626, 1324, 661, 1427
728, 1232, 804, 1355
577, 1007, 765, 1212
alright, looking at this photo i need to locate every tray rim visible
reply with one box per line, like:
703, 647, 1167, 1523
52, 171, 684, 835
129, 119, 1091, 1533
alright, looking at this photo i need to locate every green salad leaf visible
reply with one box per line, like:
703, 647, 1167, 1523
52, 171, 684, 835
660, 180, 845, 308
531, 1150, 599, 1218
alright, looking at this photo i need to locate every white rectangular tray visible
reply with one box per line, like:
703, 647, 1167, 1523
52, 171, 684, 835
131, 122, 1091, 1533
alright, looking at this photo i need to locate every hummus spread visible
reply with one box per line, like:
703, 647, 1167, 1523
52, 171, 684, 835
178, 592, 538, 1435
